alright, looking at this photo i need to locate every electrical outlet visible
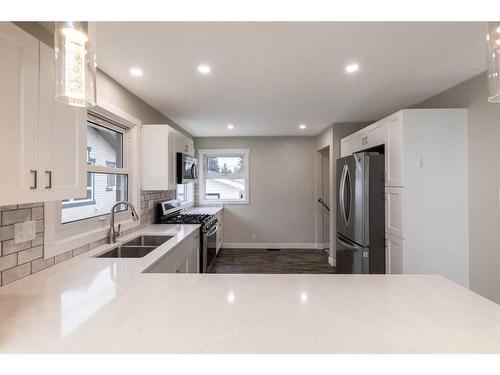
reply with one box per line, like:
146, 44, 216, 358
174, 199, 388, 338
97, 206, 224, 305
251, 233, 257, 240
14, 220, 36, 244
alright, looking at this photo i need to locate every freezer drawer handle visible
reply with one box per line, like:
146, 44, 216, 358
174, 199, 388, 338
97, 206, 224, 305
336, 236, 364, 251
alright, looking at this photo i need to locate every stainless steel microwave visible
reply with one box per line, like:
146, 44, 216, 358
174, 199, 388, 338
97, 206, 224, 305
176, 153, 198, 184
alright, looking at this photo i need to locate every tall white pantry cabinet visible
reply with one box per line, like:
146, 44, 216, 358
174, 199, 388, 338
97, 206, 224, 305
341, 109, 469, 287
0, 23, 87, 206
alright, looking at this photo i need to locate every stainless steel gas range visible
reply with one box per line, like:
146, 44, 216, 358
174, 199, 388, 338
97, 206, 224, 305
157, 200, 220, 273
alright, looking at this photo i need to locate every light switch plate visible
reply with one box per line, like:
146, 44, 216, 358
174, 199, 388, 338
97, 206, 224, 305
14, 220, 36, 244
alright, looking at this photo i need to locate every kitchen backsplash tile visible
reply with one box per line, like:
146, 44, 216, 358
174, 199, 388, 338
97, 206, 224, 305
140, 190, 176, 225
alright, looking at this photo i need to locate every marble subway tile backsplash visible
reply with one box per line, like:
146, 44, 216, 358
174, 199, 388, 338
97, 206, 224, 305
0, 203, 111, 287
140, 190, 176, 225
0, 206, 107, 287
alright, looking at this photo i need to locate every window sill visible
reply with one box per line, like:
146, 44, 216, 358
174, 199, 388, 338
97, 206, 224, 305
199, 199, 248, 205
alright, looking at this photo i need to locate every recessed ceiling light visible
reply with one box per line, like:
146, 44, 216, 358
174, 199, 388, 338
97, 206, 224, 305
227, 124, 234, 130
129, 68, 143, 77
198, 64, 211, 74
299, 124, 307, 129
345, 63, 359, 73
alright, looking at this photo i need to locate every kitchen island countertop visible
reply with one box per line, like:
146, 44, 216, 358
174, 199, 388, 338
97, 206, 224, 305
0, 224, 498, 354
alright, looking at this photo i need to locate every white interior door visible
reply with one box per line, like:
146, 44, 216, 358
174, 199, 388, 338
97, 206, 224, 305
0, 23, 39, 205
38, 43, 87, 202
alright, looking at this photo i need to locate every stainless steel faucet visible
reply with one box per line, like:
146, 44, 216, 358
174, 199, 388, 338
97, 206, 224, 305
108, 201, 140, 244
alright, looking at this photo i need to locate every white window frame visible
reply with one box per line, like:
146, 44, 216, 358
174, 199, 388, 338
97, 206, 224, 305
177, 182, 195, 208
44, 102, 142, 259
198, 149, 250, 205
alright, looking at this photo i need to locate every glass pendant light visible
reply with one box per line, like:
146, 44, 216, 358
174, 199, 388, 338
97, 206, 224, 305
54, 22, 97, 107
487, 22, 500, 103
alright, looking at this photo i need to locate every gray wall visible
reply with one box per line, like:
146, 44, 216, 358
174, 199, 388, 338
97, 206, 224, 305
195, 136, 317, 245
412, 72, 500, 303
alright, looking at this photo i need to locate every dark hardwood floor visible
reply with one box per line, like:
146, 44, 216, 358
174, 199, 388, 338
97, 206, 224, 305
209, 248, 338, 274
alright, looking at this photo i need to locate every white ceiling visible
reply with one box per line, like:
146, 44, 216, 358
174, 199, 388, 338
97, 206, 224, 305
96, 22, 487, 137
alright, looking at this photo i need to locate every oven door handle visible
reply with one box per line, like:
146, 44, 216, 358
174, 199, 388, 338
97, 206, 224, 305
204, 224, 220, 237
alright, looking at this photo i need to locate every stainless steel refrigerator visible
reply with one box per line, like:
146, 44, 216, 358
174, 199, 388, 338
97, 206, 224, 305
336, 152, 385, 274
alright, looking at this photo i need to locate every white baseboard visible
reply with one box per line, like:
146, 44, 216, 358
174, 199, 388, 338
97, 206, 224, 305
328, 256, 336, 267
222, 243, 318, 249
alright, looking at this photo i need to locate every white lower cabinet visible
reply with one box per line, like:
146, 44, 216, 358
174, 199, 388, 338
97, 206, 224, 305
146, 231, 200, 273
385, 233, 405, 274
385, 187, 405, 238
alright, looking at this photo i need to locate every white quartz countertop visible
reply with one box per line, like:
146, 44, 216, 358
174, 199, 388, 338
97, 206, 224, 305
0, 224, 499, 354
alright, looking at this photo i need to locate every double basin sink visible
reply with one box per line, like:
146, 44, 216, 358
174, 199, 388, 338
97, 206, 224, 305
95, 235, 173, 258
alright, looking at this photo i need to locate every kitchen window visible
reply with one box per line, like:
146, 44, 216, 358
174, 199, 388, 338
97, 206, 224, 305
198, 149, 250, 205
177, 183, 194, 205
61, 115, 129, 224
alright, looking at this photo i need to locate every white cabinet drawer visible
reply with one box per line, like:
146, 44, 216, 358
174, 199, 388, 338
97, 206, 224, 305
386, 233, 405, 274
385, 187, 405, 239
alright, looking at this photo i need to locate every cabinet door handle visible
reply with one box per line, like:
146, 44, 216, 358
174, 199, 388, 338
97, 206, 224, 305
30, 170, 37, 189
45, 170, 52, 189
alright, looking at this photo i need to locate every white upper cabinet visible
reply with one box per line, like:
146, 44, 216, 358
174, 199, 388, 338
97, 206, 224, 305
38, 42, 87, 202
0, 23, 40, 205
340, 120, 386, 158
0, 24, 87, 206
141, 125, 177, 190
175, 132, 195, 156
385, 113, 404, 187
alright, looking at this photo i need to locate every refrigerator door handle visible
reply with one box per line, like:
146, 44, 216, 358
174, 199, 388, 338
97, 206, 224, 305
336, 235, 364, 251
339, 164, 348, 226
